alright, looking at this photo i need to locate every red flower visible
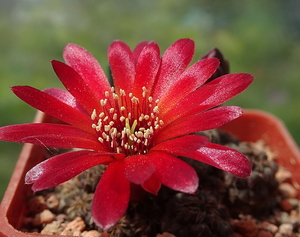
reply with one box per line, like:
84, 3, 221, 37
0, 39, 254, 230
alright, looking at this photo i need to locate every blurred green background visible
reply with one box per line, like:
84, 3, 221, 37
1, 0, 300, 200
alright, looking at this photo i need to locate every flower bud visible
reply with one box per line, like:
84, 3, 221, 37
201, 48, 229, 83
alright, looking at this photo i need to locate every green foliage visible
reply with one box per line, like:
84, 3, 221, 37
1, 0, 300, 199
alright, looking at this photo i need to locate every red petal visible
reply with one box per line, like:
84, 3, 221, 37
185, 143, 252, 178
11, 86, 93, 133
0, 123, 103, 150
152, 134, 208, 153
157, 106, 242, 143
63, 44, 111, 101
158, 58, 219, 112
141, 171, 162, 195
92, 161, 130, 230
51, 60, 101, 113
160, 83, 218, 125
108, 40, 135, 93
133, 42, 161, 98
26, 150, 117, 191
149, 151, 198, 193
152, 39, 195, 100
132, 41, 150, 64
203, 73, 254, 106
43, 88, 87, 114
124, 155, 155, 184
159, 73, 253, 126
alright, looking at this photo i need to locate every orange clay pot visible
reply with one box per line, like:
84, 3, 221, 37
0, 109, 300, 237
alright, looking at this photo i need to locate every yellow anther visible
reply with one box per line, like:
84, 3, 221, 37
104, 125, 111, 132
103, 116, 109, 122
113, 113, 118, 120
91, 109, 97, 120
100, 99, 107, 106
113, 93, 118, 100
120, 116, 126, 122
98, 137, 104, 143
153, 106, 159, 113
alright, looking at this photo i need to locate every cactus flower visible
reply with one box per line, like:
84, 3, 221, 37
0, 39, 254, 230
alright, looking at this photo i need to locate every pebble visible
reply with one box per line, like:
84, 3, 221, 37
278, 183, 298, 198
289, 210, 300, 224
276, 168, 292, 183
256, 230, 273, 237
81, 230, 101, 237
259, 221, 278, 234
274, 234, 284, 237
46, 194, 60, 210
156, 233, 176, 237
232, 216, 258, 237
32, 209, 55, 226
279, 199, 294, 212
279, 212, 291, 224
27, 195, 47, 214
288, 198, 300, 208
56, 213, 68, 222
41, 220, 63, 235
277, 223, 293, 235
60, 217, 86, 236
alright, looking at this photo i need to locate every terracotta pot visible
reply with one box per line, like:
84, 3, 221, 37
0, 109, 299, 237
220, 109, 300, 198
0, 111, 64, 237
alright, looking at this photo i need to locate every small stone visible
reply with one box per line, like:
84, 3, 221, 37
232, 216, 258, 237
56, 213, 68, 222
81, 230, 101, 237
274, 233, 284, 237
276, 167, 292, 183
279, 212, 291, 224
156, 233, 176, 237
289, 210, 299, 224
288, 198, 299, 208
278, 223, 293, 235
280, 199, 294, 212
27, 195, 47, 214
41, 220, 63, 235
46, 194, 60, 210
61, 217, 86, 236
278, 183, 298, 198
32, 209, 55, 226
257, 230, 273, 237
260, 221, 278, 234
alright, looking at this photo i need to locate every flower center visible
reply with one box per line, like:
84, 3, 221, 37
90, 87, 164, 156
